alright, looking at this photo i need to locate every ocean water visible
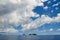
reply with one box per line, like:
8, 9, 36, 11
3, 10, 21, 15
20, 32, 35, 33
0, 35, 60, 40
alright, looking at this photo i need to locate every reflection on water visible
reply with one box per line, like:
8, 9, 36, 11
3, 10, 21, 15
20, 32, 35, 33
0, 35, 60, 40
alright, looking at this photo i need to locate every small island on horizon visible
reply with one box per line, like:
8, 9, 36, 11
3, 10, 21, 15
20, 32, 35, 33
23, 34, 37, 36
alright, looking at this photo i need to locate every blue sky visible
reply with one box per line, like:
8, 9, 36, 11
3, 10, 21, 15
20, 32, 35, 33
32, 0, 60, 29
0, 0, 60, 35
24, 0, 60, 34
19, 0, 60, 35
33, 0, 60, 18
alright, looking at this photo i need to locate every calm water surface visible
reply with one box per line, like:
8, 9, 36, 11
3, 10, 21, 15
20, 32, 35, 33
0, 35, 60, 40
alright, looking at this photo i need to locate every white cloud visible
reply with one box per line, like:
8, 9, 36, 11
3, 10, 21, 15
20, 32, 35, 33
53, 0, 56, 2
51, 10, 54, 13
43, 6, 48, 9
41, 0, 47, 2
49, 28, 53, 32
0, 0, 60, 32
0, 0, 47, 32
56, 29, 60, 32
40, 30, 46, 32
47, 1, 51, 4
9, 0, 21, 4
52, 2, 60, 7
52, 13, 60, 22
6, 27, 18, 32
21, 15, 53, 31
21, 13, 60, 31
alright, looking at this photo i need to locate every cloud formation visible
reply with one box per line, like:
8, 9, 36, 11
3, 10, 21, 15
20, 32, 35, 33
0, 0, 47, 32
21, 15, 53, 31
21, 13, 60, 31
0, 0, 60, 32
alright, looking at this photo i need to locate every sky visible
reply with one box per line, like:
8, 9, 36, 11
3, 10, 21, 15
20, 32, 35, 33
0, 0, 60, 35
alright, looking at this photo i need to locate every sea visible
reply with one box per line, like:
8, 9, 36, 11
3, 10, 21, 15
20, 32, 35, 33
0, 35, 60, 40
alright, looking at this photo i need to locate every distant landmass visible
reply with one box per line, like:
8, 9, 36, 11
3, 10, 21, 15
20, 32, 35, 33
23, 34, 37, 36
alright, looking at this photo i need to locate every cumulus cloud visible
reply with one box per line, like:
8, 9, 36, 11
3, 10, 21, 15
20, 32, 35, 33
0, 0, 60, 32
0, 0, 47, 32
53, 13, 60, 22
6, 27, 18, 32
21, 15, 53, 31
21, 13, 60, 31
